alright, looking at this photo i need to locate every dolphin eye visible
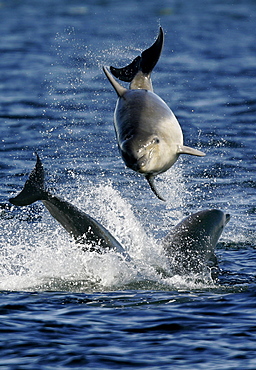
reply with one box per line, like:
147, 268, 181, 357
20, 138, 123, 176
153, 137, 160, 144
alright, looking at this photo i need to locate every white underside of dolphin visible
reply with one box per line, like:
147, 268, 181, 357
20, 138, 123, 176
103, 27, 205, 201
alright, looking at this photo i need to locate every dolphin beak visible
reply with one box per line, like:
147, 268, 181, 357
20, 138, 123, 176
126, 156, 148, 173
136, 154, 148, 171
121, 143, 149, 172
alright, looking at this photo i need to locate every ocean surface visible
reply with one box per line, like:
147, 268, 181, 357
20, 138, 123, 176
0, 0, 255, 368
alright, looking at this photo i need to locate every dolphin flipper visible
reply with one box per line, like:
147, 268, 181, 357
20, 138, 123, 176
9, 153, 46, 206
110, 27, 164, 83
145, 174, 165, 202
177, 145, 205, 157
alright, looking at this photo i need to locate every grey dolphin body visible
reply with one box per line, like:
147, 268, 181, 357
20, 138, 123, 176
9, 154, 130, 260
103, 27, 205, 200
162, 209, 230, 279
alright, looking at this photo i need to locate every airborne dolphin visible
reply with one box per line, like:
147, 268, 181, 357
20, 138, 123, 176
103, 27, 205, 200
162, 209, 230, 279
9, 154, 130, 260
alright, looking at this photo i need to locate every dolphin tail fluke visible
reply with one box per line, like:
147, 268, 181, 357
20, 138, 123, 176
177, 145, 206, 157
110, 27, 164, 83
110, 56, 141, 83
140, 26, 164, 74
9, 153, 46, 206
146, 174, 166, 202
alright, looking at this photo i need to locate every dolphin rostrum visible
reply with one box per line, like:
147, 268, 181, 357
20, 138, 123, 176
103, 27, 205, 201
162, 209, 230, 279
9, 154, 130, 260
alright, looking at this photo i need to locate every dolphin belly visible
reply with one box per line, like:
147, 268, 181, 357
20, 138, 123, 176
114, 89, 183, 174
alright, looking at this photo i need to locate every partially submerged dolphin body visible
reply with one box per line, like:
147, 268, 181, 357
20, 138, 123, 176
162, 209, 230, 279
9, 154, 130, 260
103, 27, 205, 200
9, 156, 230, 279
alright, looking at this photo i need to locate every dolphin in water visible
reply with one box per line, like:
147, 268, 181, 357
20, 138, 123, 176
9, 154, 130, 260
162, 209, 230, 279
8, 156, 230, 280
103, 27, 205, 200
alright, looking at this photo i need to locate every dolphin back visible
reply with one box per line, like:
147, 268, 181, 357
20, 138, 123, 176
163, 209, 230, 279
9, 153, 46, 206
9, 154, 130, 260
42, 196, 129, 259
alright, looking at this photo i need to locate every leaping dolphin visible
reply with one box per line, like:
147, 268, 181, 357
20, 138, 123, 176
103, 27, 205, 201
9, 154, 130, 260
162, 209, 230, 279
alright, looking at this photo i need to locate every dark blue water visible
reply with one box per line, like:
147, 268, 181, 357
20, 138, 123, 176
0, 0, 255, 368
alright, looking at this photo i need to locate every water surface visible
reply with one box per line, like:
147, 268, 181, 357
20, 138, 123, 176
0, 0, 255, 368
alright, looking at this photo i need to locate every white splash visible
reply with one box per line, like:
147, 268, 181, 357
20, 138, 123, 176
0, 172, 213, 292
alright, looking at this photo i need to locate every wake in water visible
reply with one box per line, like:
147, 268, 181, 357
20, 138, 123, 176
0, 155, 165, 292
0, 153, 230, 292
0, 189, 164, 292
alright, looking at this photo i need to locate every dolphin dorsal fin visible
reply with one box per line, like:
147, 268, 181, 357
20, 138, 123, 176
177, 145, 205, 157
103, 66, 127, 97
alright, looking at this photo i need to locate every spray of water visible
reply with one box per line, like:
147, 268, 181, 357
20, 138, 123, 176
0, 162, 219, 293
0, 32, 230, 292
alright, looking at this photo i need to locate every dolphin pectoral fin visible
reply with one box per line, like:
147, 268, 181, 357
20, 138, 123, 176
9, 153, 46, 206
177, 145, 206, 157
146, 174, 166, 201
103, 66, 127, 97
109, 27, 164, 83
